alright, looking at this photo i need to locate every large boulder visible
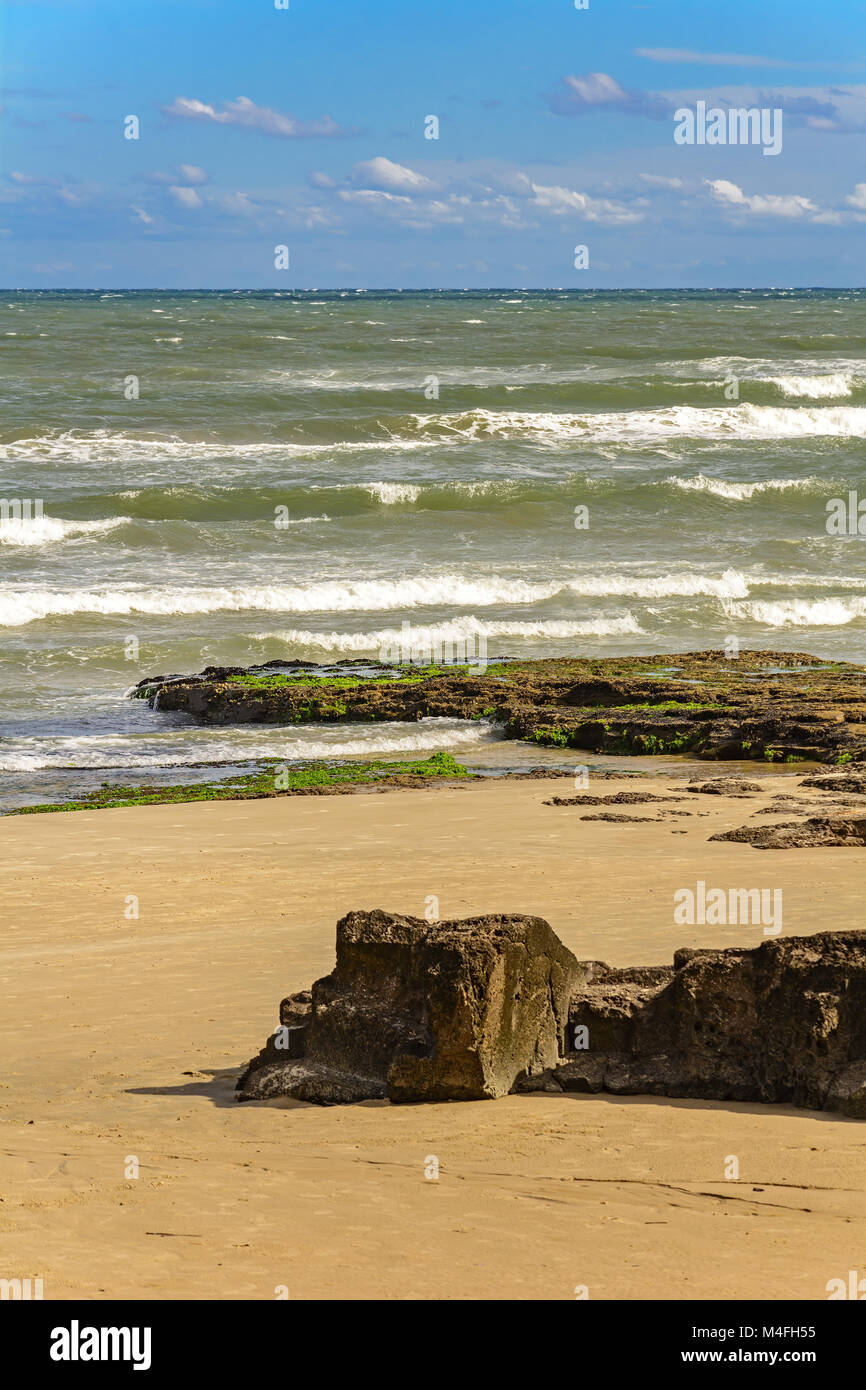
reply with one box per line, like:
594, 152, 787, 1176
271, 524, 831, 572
237, 908, 583, 1104
550, 930, 866, 1116
236, 916, 866, 1117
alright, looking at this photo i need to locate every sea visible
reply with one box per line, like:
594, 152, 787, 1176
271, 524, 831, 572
1, 287, 864, 810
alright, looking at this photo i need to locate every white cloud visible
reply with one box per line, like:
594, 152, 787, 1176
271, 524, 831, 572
551, 72, 669, 119
705, 178, 817, 218
526, 178, 644, 224
130, 205, 154, 224
639, 174, 684, 190
177, 164, 207, 185
635, 48, 791, 68
162, 96, 351, 139
146, 165, 208, 186
338, 188, 411, 205
10, 171, 57, 185
845, 182, 866, 210
563, 72, 629, 105
169, 185, 202, 209
350, 156, 433, 192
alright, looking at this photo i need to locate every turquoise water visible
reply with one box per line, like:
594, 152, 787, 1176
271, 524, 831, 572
1, 288, 864, 807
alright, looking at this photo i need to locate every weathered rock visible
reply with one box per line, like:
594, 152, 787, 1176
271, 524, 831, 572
710, 815, 866, 849
237, 909, 583, 1104
536, 931, 866, 1116
544, 791, 684, 806
137, 649, 866, 766
686, 778, 764, 796
237, 916, 866, 1117
800, 773, 866, 794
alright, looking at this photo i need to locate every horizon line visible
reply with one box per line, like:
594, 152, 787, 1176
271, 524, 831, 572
2, 285, 865, 293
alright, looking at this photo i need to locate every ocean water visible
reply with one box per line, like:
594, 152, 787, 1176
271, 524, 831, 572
1, 288, 864, 809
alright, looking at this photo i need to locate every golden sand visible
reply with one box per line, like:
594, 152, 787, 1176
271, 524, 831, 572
2, 775, 864, 1300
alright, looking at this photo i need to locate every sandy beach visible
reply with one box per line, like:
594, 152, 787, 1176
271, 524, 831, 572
3, 773, 865, 1301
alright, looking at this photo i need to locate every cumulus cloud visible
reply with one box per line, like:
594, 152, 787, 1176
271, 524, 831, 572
178, 164, 207, 185
162, 95, 354, 139
550, 72, 866, 134
549, 72, 670, 120
639, 173, 684, 189
846, 182, 866, 210
339, 188, 411, 206
350, 156, 433, 192
525, 178, 644, 224
145, 164, 208, 186
168, 185, 202, 209
705, 179, 817, 218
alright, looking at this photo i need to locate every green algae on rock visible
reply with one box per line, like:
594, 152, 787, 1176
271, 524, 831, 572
8, 751, 474, 816
134, 649, 866, 766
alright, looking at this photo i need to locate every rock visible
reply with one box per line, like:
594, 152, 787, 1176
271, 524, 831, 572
544, 791, 685, 806
578, 813, 654, 823
800, 773, 866, 794
553, 931, 866, 1115
139, 649, 866, 766
710, 816, 866, 849
686, 778, 764, 796
236, 909, 583, 1105
237, 915, 866, 1118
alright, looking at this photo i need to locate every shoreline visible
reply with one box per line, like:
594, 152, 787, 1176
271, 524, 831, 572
7, 645, 864, 816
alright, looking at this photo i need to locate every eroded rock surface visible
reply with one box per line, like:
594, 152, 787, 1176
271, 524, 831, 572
545, 931, 866, 1117
237, 909, 583, 1104
710, 816, 866, 849
136, 649, 866, 765
236, 913, 866, 1118
686, 778, 764, 796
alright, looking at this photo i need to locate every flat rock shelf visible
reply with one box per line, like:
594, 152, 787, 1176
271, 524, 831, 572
134, 648, 866, 765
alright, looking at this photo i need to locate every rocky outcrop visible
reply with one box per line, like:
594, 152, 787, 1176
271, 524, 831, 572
544, 791, 685, 806
135, 649, 866, 765
237, 913, 866, 1118
686, 778, 764, 796
547, 931, 866, 1117
237, 909, 583, 1104
710, 816, 866, 849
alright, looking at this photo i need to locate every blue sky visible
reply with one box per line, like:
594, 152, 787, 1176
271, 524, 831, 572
2, 0, 866, 287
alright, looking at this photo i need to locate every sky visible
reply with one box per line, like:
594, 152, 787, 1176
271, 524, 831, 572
2, 0, 866, 288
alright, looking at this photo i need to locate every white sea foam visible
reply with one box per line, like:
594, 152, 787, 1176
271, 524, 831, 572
274, 721, 499, 761
0, 718, 498, 772
0, 570, 752, 626
407, 404, 866, 443
0, 430, 428, 462
663, 474, 824, 501
0, 515, 129, 547
251, 613, 645, 651
725, 597, 866, 627
365, 482, 422, 504
766, 373, 858, 399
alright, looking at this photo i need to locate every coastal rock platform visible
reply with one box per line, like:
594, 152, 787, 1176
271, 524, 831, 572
135, 649, 866, 765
